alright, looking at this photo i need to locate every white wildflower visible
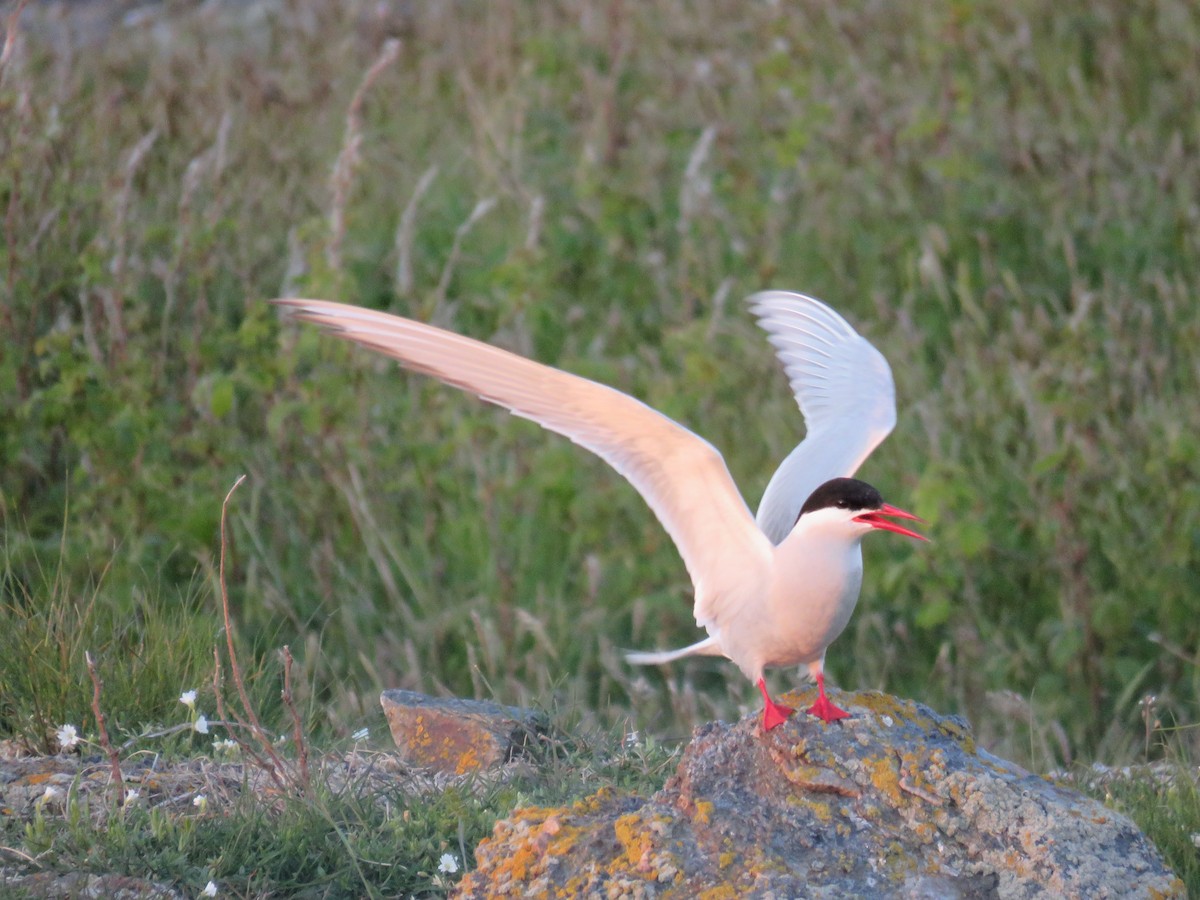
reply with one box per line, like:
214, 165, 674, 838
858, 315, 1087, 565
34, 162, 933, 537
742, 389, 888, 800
39, 785, 62, 805
212, 738, 237, 755
201, 881, 218, 897
179, 690, 198, 709
56, 724, 79, 751
193, 714, 209, 735
123, 789, 140, 806
193, 794, 208, 812
438, 853, 459, 874
351, 727, 369, 742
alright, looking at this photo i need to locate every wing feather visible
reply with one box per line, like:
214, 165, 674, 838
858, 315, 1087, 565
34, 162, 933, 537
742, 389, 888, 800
273, 298, 772, 627
749, 291, 896, 544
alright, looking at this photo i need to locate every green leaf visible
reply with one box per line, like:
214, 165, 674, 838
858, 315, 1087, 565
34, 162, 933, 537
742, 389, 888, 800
210, 377, 235, 419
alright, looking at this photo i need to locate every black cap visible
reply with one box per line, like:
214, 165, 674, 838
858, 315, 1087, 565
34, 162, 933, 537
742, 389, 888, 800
798, 477, 883, 517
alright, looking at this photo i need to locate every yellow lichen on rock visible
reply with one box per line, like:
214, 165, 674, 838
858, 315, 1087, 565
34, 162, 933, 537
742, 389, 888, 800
865, 756, 904, 806
452, 693, 1184, 898
696, 886, 740, 900
613, 813, 655, 871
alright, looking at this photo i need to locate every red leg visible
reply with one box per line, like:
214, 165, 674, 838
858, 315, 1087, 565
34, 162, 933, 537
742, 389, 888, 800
757, 677, 795, 731
806, 671, 850, 723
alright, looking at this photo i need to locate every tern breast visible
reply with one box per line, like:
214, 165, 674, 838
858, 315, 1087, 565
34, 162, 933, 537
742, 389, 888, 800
760, 534, 865, 670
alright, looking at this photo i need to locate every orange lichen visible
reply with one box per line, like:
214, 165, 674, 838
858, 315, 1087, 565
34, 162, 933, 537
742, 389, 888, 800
693, 800, 713, 825
912, 821, 937, 842
612, 813, 655, 871
410, 715, 432, 748
866, 756, 904, 806
572, 787, 615, 815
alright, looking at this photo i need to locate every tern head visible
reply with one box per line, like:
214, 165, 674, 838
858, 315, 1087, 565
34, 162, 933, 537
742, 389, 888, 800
797, 477, 927, 541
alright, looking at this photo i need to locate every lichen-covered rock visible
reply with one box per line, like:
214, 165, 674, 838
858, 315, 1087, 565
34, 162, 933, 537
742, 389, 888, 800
454, 689, 1183, 898
380, 689, 549, 775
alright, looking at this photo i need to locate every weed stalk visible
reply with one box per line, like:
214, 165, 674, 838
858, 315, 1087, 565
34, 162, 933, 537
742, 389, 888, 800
84, 650, 125, 807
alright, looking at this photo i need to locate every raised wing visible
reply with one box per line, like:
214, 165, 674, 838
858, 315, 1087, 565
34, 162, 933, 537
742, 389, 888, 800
273, 298, 772, 621
749, 291, 896, 544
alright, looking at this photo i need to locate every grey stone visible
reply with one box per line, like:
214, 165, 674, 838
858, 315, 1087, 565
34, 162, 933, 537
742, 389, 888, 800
380, 689, 549, 776
454, 689, 1183, 898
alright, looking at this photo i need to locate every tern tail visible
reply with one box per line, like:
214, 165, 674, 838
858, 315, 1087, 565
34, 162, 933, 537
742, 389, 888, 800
624, 636, 722, 665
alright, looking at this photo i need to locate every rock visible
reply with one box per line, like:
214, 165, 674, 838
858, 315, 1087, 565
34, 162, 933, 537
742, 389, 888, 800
454, 689, 1183, 898
380, 689, 549, 776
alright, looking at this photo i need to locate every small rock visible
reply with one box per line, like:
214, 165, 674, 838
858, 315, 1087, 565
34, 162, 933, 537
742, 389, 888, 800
380, 689, 549, 776
454, 689, 1183, 898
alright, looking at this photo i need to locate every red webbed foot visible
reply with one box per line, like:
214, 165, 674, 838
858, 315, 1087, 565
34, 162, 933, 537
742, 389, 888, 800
805, 671, 851, 723
757, 678, 795, 731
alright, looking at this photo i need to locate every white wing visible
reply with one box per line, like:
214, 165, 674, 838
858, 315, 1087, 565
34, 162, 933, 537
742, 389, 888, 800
274, 299, 773, 628
750, 291, 896, 544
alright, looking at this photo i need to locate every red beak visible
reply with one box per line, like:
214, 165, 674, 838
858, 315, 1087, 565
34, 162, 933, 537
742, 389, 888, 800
854, 503, 927, 541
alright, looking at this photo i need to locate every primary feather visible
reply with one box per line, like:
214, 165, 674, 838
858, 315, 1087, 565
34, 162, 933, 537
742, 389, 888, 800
748, 291, 897, 544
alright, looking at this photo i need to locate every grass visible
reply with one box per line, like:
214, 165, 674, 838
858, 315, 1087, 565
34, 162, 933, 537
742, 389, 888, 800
1, 0, 1200, 894
1, 717, 680, 897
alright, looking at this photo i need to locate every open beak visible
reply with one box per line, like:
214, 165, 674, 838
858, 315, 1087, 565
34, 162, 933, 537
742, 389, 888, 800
854, 503, 927, 541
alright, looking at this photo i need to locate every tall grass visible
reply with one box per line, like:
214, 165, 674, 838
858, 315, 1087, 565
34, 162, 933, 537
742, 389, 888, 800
1, 0, 1198, 773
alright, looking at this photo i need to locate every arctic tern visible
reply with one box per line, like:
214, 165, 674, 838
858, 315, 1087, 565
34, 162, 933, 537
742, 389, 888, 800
273, 291, 925, 730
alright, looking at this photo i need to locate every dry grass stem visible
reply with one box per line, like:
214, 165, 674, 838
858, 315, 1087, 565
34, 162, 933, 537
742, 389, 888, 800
393, 163, 439, 296
218, 475, 292, 788
0, 0, 29, 85
328, 38, 402, 275
281, 646, 311, 793
212, 648, 287, 794
433, 196, 497, 309
85, 650, 125, 806
99, 127, 159, 363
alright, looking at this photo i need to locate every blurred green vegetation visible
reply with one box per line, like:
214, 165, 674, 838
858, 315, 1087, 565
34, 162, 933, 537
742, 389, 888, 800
1, 0, 1198, 774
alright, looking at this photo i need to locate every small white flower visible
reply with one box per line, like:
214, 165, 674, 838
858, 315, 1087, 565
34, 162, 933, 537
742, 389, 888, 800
212, 738, 237, 754
351, 727, 369, 742
39, 785, 62, 804
123, 789, 140, 806
193, 794, 208, 812
438, 853, 459, 874
180, 690, 198, 709
56, 724, 79, 750
193, 714, 209, 735
201, 881, 218, 897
